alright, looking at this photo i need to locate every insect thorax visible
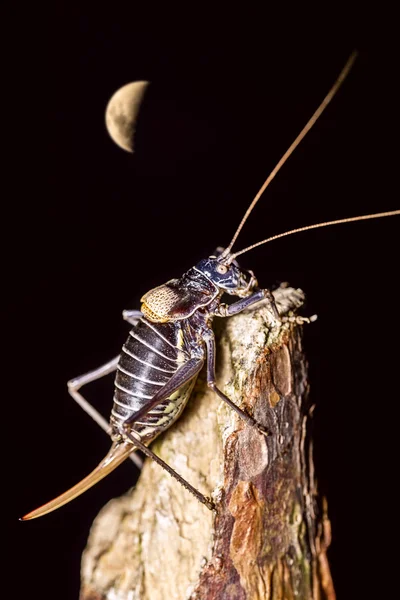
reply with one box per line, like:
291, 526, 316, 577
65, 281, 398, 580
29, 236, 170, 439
140, 268, 219, 323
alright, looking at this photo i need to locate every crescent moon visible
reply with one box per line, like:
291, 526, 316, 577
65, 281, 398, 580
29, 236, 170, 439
105, 81, 149, 153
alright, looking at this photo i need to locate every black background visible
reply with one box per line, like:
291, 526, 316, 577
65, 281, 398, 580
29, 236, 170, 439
5, 6, 399, 600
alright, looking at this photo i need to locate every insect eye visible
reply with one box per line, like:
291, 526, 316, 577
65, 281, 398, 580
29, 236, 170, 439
216, 264, 228, 275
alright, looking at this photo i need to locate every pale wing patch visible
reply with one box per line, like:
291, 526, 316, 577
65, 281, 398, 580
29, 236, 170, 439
141, 284, 181, 322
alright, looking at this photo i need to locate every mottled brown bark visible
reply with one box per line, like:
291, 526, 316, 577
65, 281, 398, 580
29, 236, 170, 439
80, 286, 335, 600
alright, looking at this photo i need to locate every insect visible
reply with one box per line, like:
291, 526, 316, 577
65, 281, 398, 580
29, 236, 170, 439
22, 51, 399, 520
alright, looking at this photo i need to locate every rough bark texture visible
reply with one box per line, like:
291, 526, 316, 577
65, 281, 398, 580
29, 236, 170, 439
80, 285, 335, 600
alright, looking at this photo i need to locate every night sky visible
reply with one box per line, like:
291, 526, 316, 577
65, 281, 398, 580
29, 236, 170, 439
6, 7, 398, 600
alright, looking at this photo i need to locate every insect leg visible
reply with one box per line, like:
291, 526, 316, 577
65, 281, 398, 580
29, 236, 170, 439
68, 356, 119, 433
120, 358, 215, 509
68, 356, 143, 469
123, 431, 215, 510
68, 308, 142, 428
216, 289, 281, 323
204, 329, 269, 436
122, 309, 143, 325
123, 358, 204, 425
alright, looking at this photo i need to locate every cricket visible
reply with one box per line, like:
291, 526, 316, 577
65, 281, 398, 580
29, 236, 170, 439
22, 51, 399, 521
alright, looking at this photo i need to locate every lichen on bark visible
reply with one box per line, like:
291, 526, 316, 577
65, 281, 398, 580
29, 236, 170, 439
80, 285, 335, 600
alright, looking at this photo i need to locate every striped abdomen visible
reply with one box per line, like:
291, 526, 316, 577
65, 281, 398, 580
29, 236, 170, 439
110, 319, 194, 440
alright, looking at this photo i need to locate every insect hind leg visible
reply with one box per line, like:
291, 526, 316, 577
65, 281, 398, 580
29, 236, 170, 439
119, 357, 215, 509
122, 429, 215, 511
68, 356, 143, 469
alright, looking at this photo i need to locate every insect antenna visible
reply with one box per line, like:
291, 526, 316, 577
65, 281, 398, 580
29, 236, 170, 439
220, 50, 358, 260
229, 210, 400, 260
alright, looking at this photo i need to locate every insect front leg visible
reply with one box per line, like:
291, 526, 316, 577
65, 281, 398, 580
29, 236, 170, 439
215, 288, 281, 324
203, 329, 268, 436
68, 356, 143, 469
68, 356, 119, 434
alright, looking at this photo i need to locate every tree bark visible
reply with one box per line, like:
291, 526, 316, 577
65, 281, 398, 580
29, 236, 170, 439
80, 285, 335, 600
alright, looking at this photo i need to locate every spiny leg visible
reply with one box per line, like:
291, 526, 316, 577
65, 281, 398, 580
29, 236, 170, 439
204, 329, 269, 436
121, 357, 214, 509
215, 288, 281, 325
123, 430, 215, 510
68, 356, 143, 469
123, 358, 203, 425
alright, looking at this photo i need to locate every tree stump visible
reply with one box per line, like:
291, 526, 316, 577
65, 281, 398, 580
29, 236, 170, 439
80, 285, 335, 600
